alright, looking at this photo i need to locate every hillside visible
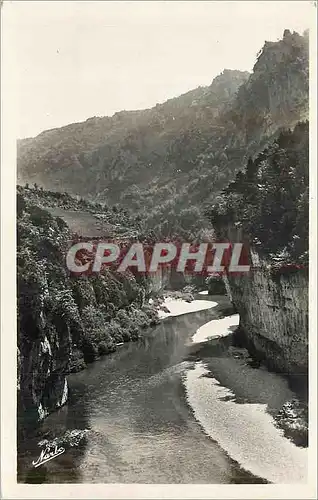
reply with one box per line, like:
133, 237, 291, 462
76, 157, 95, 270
17, 68, 249, 197
17, 30, 309, 238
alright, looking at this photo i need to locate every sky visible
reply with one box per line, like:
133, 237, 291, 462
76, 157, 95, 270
4, 1, 313, 139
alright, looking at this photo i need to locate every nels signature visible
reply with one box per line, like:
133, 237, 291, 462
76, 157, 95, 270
32, 444, 65, 468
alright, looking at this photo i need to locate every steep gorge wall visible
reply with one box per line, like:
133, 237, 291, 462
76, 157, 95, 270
18, 327, 71, 424
225, 265, 308, 375
211, 115, 309, 377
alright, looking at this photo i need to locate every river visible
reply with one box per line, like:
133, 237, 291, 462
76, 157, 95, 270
17, 294, 307, 484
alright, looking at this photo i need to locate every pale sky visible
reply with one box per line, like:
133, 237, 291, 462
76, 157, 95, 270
5, 1, 313, 139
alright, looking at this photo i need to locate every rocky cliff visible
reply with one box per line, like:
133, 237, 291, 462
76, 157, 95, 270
225, 264, 308, 375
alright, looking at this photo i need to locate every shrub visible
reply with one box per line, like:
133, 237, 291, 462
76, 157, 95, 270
98, 341, 112, 355
81, 338, 98, 363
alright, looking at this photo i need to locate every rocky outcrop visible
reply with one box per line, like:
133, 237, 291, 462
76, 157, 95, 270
147, 267, 171, 294
225, 264, 308, 375
18, 299, 73, 424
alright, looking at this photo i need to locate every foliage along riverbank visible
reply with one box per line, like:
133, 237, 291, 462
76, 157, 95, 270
17, 187, 160, 423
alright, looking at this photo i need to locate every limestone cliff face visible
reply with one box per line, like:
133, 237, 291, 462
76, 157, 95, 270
225, 264, 308, 374
18, 333, 70, 424
18, 301, 72, 424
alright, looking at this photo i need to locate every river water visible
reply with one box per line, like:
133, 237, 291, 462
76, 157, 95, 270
17, 295, 307, 484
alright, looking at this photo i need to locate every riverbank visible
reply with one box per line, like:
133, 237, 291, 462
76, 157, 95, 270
69, 292, 214, 373
158, 296, 218, 319
183, 303, 308, 484
185, 360, 307, 484
191, 314, 239, 343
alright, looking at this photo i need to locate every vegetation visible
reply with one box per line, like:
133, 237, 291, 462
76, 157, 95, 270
209, 121, 309, 265
206, 274, 227, 295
